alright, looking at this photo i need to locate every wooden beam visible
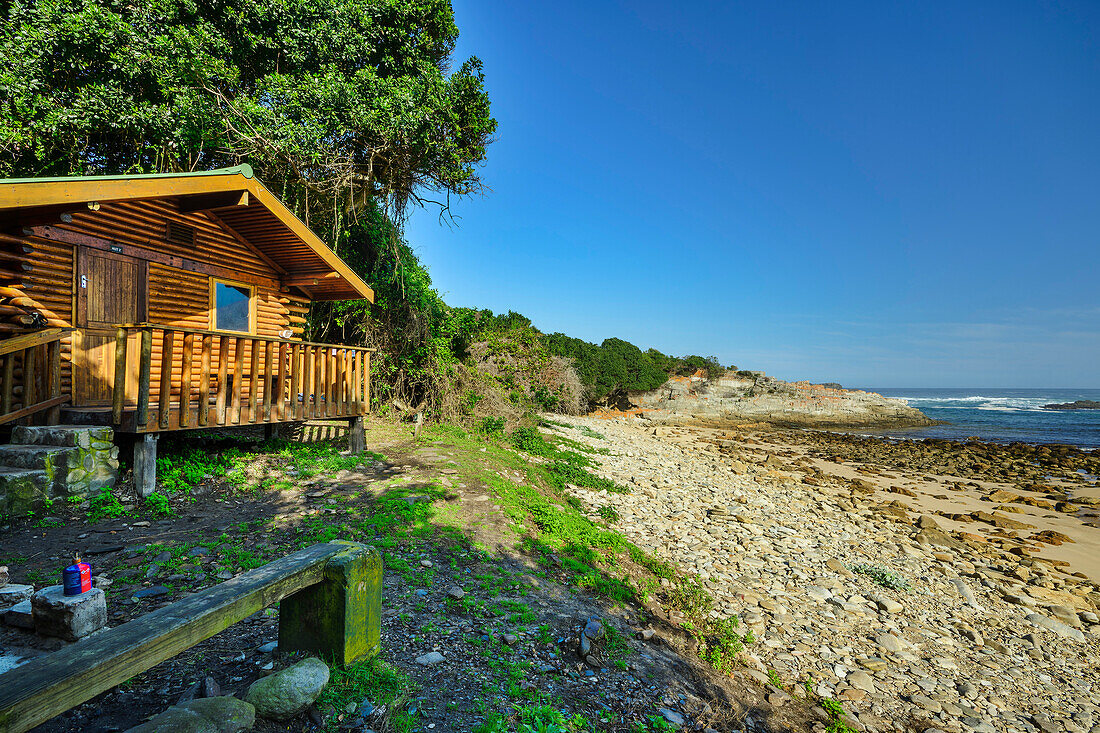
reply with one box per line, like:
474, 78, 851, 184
175, 189, 249, 214
205, 211, 287, 275
26, 226, 282, 290
0, 543, 351, 733
0, 328, 65, 357
281, 271, 339, 288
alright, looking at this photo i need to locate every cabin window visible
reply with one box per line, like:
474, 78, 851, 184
211, 280, 253, 333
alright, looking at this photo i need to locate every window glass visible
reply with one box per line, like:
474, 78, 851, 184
215, 282, 251, 332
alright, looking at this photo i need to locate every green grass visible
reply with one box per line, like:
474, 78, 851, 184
850, 563, 911, 591
317, 657, 416, 733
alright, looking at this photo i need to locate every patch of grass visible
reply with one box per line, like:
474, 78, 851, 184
87, 488, 126, 522
697, 616, 745, 674
318, 657, 417, 733
850, 563, 911, 591
144, 492, 173, 517
597, 505, 619, 523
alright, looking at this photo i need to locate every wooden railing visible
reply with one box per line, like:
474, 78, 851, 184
111, 324, 371, 432
0, 541, 382, 733
0, 328, 68, 426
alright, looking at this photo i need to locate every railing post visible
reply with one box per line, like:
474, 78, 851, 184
46, 338, 61, 424
179, 331, 195, 428
112, 328, 128, 425
135, 327, 153, 428
158, 329, 174, 430
198, 334, 211, 427
278, 542, 382, 666
215, 335, 229, 425
1, 352, 13, 415
231, 337, 244, 424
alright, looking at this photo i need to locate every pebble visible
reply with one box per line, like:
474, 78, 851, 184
415, 652, 445, 666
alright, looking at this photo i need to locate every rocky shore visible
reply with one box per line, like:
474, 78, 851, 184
611, 374, 933, 429
549, 415, 1100, 733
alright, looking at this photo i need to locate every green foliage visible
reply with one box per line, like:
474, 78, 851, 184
597, 505, 619, 523
144, 493, 173, 517
317, 657, 416, 733
479, 416, 506, 435
851, 563, 911, 591
546, 333, 728, 402
155, 446, 238, 495
87, 488, 126, 522
1, 0, 495, 221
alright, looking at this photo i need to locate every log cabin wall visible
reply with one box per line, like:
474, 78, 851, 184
2, 198, 312, 411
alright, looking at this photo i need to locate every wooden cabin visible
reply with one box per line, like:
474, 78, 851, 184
0, 165, 374, 497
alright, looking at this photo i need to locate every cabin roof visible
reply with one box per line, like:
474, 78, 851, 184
0, 165, 373, 302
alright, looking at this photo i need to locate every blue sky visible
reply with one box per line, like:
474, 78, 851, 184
405, 1, 1099, 388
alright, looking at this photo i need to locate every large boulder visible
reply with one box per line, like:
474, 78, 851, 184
125, 696, 255, 732
244, 657, 329, 721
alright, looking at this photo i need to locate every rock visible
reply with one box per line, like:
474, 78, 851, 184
31, 585, 107, 641
133, 585, 169, 600
951, 579, 983, 609
0, 583, 34, 607
1026, 612, 1086, 642
916, 514, 940, 529
639, 628, 656, 640
0, 565, 7, 586
583, 617, 604, 640
502, 634, 518, 646
446, 586, 465, 600
415, 652, 445, 666
2, 599, 33, 629
257, 641, 278, 654
826, 559, 853, 577
657, 708, 685, 727
875, 633, 902, 653
869, 594, 903, 614
846, 670, 875, 692
244, 657, 330, 721
125, 696, 256, 733
178, 680, 202, 704
202, 676, 221, 698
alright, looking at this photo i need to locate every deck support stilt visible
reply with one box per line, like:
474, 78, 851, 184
133, 433, 157, 497
348, 416, 365, 454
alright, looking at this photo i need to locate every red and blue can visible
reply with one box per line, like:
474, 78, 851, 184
63, 558, 92, 596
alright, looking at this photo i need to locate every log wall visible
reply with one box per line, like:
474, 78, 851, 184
1, 198, 315, 413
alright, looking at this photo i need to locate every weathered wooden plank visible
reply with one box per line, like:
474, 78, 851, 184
158, 330, 174, 429
179, 331, 195, 428
198, 334, 211, 427
135, 328, 153, 428
0, 353, 12, 415
289, 343, 300, 422
248, 338, 260, 423
0, 395, 68, 427
261, 340, 272, 422
230, 337, 243, 424
0, 543, 347, 733
274, 341, 286, 421
46, 339, 62, 424
215, 335, 229, 425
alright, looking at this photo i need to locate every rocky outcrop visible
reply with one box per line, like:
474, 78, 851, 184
611, 374, 932, 428
1042, 400, 1100, 411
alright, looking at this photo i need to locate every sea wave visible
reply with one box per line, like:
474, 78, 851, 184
894, 395, 1053, 410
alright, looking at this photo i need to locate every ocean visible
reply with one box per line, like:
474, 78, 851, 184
857, 388, 1100, 449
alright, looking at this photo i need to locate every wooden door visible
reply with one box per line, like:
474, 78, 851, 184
74, 248, 148, 406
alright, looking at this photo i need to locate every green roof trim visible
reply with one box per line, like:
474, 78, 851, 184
1, 164, 254, 185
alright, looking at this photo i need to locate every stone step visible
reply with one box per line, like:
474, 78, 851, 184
0, 444, 79, 471
0, 466, 48, 516
11, 424, 114, 448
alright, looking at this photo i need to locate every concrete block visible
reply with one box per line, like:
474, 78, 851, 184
31, 585, 107, 641
3, 599, 34, 629
0, 583, 34, 606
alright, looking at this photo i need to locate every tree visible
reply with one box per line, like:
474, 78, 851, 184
0, 0, 496, 235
